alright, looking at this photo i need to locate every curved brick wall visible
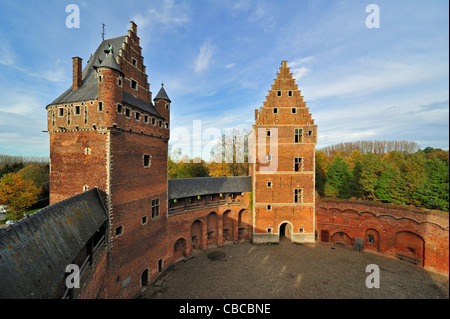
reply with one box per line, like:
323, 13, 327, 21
316, 196, 449, 275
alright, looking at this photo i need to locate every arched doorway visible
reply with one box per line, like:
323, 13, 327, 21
174, 238, 187, 259
394, 231, 425, 266
223, 210, 233, 242
191, 220, 203, 250
238, 209, 250, 240
331, 231, 352, 246
279, 222, 293, 241
207, 212, 219, 245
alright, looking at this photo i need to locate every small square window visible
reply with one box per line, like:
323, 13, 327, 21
136, 112, 140, 121
131, 79, 137, 90
277, 91, 282, 97
267, 181, 272, 188
59, 108, 64, 117
75, 105, 80, 115
125, 108, 131, 118
267, 129, 271, 137
115, 225, 123, 236
142, 216, 148, 225
117, 104, 123, 114
144, 115, 149, 123
288, 91, 293, 97
308, 130, 313, 136
143, 155, 151, 167
299, 228, 304, 233
132, 58, 137, 67
152, 118, 156, 126
273, 108, 278, 114
292, 108, 296, 114
267, 228, 272, 233
267, 205, 272, 211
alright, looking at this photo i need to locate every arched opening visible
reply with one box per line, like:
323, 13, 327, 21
331, 231, 352, 247
279, 222, 292, 241
174, 238, 187, 259
238, 209, 250, 240
223, 210, 233, 242
394, 231, 425, 266
141, 268, 149, 287
365, 228, 380, 252
190, 220, 203, 250
207, 212, 219, 245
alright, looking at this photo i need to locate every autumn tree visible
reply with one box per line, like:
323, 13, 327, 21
0, 172, 41, 221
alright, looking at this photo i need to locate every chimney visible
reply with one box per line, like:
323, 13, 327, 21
72, 57, 83, 90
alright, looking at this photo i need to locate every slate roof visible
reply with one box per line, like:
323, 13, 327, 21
0, 189, 108, 299
168, 176, 252, 199
154, 85, 171, 103
47, 35, 164, 119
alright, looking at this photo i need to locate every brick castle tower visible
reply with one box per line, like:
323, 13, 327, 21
45, 22, 171, 297
250, 61, 317, 244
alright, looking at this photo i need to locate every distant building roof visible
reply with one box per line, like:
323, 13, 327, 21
0, 188, 108, 299
168, 176, 252, 199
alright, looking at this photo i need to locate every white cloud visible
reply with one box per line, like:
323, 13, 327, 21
194, 41, 215, 74
0, 94, 41, 116
132, 0, 190, 31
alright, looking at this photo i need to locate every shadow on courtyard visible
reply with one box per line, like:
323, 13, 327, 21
140, 240, 449, 299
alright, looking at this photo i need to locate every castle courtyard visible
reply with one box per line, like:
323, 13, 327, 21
141, 240, 449, 299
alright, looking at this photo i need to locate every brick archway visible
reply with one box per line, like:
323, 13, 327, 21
394, 231, 425, 266
238, 209, 250, 240
191, 220, 203, 250
223, 210, 233, 242
207, 212, 219, 245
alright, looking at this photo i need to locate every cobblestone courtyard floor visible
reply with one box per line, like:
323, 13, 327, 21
141, 240, 449, 299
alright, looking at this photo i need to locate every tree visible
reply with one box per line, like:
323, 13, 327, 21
315, 150, 328, 197
0, 172, 41, 221
324, 153, 351, 198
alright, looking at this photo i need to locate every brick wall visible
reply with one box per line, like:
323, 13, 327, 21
316, 196, 449, 275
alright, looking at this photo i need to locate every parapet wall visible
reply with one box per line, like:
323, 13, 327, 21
316, 196, 449, 275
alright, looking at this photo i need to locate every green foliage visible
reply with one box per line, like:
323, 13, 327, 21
316, 147, 449, 212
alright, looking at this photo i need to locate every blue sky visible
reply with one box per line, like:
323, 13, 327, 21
0, 0, 448, 158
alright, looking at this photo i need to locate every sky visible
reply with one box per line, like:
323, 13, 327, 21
0, 0, 448, 159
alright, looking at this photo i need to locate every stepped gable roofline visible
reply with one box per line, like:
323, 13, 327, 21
154, 84, 171, 103
168, 176, 252, 200
46, 34, 164, 120
0, 188, 108, 299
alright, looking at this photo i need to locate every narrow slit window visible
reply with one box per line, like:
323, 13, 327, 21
152, 199, 160, 219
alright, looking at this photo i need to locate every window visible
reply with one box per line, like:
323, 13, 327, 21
294, 189, 302, 203
158, 258, 163, 273
308, 130, 313, 137
98, 102, 103, 112
267, 154, 271, 161
267, 205, 272, 211
125, 108, 131, 118
267, 129, 271, 137
267, 228, 272, 233
143, 155, 151, 167
294, 157, 302, 172
144, 115, 149, 123
299, 228, 304, 233
152, 199, 160, 219
83, 185, 89, 192
292, 108, 296, 114
118, 77, 122, 87
131, 79, 137, 90
84, 147, 91, 155
152, 118, 156, 125
367, 234, 374, 243
294, 128, 303, 143
115, 225, 123, 236
165, 102, 169, 110
98, 75, 102, 83
273, 108, 278, 114
165, 122, 169, 129
75, 105, 80, 115
117, 104, 123, 114
142, 216, 148, 225
58, 108, 64, 117
132, 58, 137, 67
277, 90, 281, 97
267, 181, 272, 188
159, 120, 162, 128
288, 91, 293, 97
135, 112, 140, 121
